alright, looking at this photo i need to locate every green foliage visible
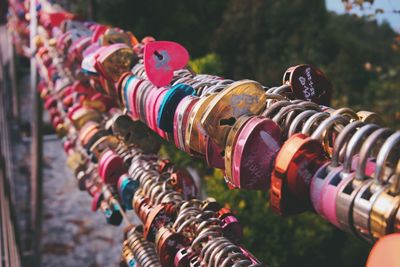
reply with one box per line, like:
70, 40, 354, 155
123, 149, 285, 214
76, 0, 399, 265
189, 53, 224, 76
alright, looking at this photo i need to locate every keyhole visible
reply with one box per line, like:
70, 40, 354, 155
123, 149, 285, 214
219, 117, 236, 126
154, 50, 163, 60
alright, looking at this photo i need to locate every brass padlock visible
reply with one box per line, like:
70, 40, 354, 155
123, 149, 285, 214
201, 80, 266, 148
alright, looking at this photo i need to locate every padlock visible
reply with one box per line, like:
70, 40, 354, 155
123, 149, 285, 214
157, 83, 195, 133
94, 43, 136, 83
185, 93, 217, 155
369, 132, 400, 240
155, 226, 188, 267
335, 123, 380, 233
137, 201, 176, 242
169, 169, 198, 199
352, 128, 395, 241
89, 135, 119, 162
100, 27, 138, 47
229, 116, 281, 190
217, 207, 243, 244
283, 64, 332, 105
92, 192, 123, 226
357, 111, 383, 125
120, 240, 136, 267
315, 121, 368, 226
117, 174, 139, 210
173, 95, 199, 151
98, 150, 127, 185
272, 115, 348, 215
271, 133, 327, 215
201, 80, 267, 148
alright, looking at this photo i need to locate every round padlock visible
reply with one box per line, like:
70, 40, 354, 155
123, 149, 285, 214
158, 83, 195, 133
201, 80, 267, 148
232, 116, 281, 190
283, 64, 332, 105
185, 93, 217, 155
272, 133, 327, 215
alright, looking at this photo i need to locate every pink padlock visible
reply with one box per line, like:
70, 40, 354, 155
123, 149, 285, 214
317, 122, 379, 226
231, 116, 281, 190
127, 78, 144, 121
145, 85, 160, 131
153, 89, 169, 139
98, 150, 126, 185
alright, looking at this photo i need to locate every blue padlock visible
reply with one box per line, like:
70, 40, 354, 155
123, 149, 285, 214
157, 83, 195, 133
117, 174, 139, 210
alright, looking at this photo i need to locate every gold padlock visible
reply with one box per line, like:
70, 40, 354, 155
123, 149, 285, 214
89, 135, 119, 160
357, 111, 383, 125
224, 115, 252, 183
370, 132, 400, 240
185, 94, 217, 155
66, 151, 87, 176
70, 107, 103, 130
201, 80, 266, 147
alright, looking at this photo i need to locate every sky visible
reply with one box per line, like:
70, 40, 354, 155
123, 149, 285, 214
325, 0, 400, 32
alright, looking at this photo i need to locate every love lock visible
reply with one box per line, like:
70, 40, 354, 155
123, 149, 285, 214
335, 123, 380, 233
201, 80, 267, 148
140, 202, 176, 242
283, 64, 332, 105
117, 173, 139, 210
185, 93, 217, 156
226, 116, 281, 190
169, 169, 198, 199
352, 128, 396, 242
369, 132, 400, 240
157, 83, 195, 133
272, 115, 346, 216
100, 27, 139, 47
144, 41, 189, 87
98, 150, 127, 185
155, 226, 188, 267
94, 43, 136, 83
92, 191, 123, 226
173, 95, 199, 152
217, 207, 243, 244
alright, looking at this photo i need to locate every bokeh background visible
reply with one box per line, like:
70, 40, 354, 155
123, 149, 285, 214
54, 0, 400, 266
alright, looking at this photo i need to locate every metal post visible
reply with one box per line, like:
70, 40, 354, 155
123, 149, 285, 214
29, 0, 43, 266
7, 29, 19, 121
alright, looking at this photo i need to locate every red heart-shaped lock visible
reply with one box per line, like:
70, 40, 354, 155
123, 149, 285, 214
144, 41, 189, 87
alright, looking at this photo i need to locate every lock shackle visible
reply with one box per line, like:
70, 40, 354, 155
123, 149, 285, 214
266, 86, 278, 94
374, 131, 400, 185
287, 109, 318, 137
310, 114, 349, 141
261, 100, 290, 118
331, 120, 365, 168
272, 104, 305, 125
331, 107, 359, 121
343, 124, 379, 173
271, 84, 291, 95
301, 112, 329, 136
297, 101, 321, 110
356, 128, 393, 180
265, 93, 286, 101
